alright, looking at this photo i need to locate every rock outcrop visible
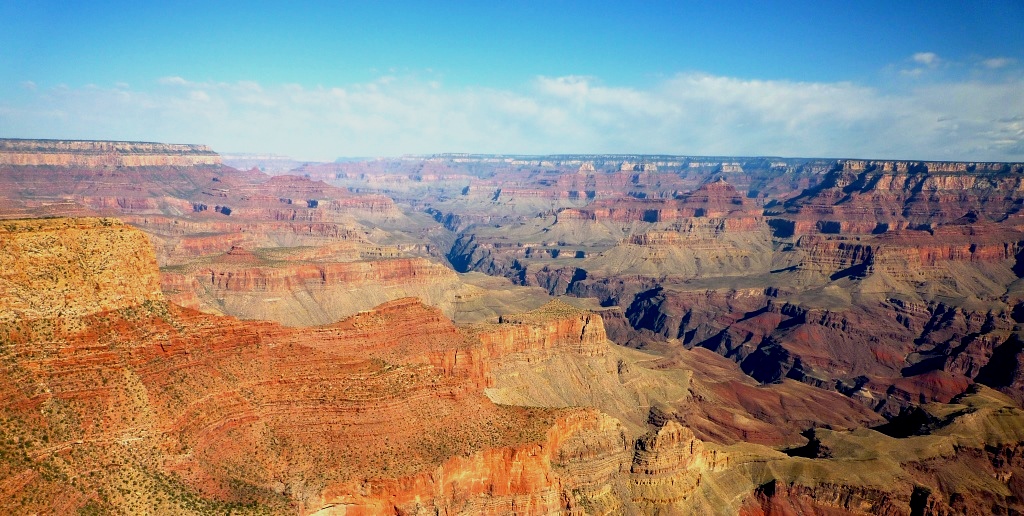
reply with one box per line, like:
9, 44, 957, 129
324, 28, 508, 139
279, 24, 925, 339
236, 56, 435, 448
775, 160, 1024, 236
470, 299, 609, 358
0, 217, 162, 322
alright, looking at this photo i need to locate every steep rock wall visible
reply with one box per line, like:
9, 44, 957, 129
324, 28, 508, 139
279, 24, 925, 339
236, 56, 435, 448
780, 161, 1024, 236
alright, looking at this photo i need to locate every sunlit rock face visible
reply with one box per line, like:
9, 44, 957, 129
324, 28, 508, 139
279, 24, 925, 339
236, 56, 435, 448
0, 218, 591, 513
0, 217, 163, 322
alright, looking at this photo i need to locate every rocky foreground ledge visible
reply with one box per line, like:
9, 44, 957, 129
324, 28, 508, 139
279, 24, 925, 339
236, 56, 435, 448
0, 138, 222, 167
0, 217, 163, 322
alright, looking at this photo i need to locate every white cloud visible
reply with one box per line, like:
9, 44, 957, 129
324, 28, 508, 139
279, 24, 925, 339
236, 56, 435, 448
900, 52, 946, 77
157, 76, 190, 86
913, 52, 940, 66
1, 73, 1022, 161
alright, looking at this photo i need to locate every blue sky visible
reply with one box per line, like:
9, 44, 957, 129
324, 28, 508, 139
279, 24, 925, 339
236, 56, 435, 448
2, 1, 1023, 160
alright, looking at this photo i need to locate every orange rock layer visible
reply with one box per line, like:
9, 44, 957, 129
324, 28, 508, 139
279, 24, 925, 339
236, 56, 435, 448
0, 217, 162, 322
192, 257, 453, 292
0, 219, 628, 513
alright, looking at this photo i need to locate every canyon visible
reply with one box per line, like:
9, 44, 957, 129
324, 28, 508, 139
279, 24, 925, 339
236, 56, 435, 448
1, 140, 1024, 514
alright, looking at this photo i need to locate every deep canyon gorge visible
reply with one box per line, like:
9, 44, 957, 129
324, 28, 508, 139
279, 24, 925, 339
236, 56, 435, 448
2, 139, 1024, 514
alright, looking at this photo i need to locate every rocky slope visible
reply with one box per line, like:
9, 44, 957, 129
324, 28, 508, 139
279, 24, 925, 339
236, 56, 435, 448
0, 217, 162, 322
0, 218, 606, 513
3, 217, 1024, 514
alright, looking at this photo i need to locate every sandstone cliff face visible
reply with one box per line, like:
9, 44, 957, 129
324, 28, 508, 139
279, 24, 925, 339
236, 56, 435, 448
843, 159, 1023, 175
315, 410, 631, 515
449, 217, 773, 287
473, 300, 609, 358
160, 247, 470, 326
130, 216, 370, 265
796, 224, 1024, 280
198, 257, 451, 292
419, 300, 616, 390
557, 179, 759, 223
629, 420, 728, 510
0, 217, 162, 322
229, 175, 400, 219
778, 161, 1024, 236
618, 278, 1023, 415
0, 139, 221, 167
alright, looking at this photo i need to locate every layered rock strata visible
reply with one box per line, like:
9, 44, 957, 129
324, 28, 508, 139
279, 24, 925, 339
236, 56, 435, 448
0, 218, 607, 514
0, 139, 221, 167
3, 218, 1024, 514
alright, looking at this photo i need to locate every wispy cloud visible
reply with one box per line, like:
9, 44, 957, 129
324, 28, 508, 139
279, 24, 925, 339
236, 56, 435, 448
912, 52, 940, 66
2, 72, 1023, 161
982, 57, 1015, 69
158, 76, 190, 86
901, 52, 945, 77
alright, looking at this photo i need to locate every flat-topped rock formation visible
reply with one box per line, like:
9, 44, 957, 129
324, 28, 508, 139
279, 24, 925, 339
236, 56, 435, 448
0, 138, 222, 167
